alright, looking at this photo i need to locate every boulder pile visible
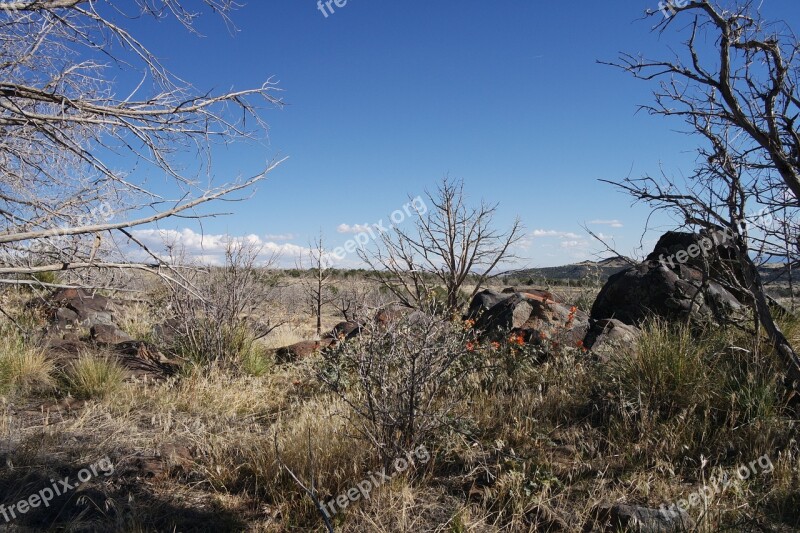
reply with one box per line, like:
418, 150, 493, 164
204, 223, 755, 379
468, 289, 589, 345
36, 288, 179, 381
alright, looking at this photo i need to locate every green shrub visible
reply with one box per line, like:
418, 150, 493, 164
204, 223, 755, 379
239, 343, 272, 377
31, 271, 59, 285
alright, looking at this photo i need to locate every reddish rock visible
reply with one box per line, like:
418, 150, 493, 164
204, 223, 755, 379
275, 339, 334, 363
375, 304, 414, 325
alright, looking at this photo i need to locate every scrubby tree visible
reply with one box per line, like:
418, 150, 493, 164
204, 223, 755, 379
0, 0, 283, 291
297, 234, 335, 336
360, 177, 523, 316
605, 0, 800, 394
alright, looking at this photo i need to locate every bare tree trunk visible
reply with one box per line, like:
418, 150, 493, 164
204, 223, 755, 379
737, 246, 800, 395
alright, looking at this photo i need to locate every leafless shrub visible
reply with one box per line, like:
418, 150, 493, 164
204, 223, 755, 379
296, 235, 336, 337
163, 241, 279, 369
317, 311, 480, 467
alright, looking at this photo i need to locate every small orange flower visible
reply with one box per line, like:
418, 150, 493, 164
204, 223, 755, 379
466, 341, 475, 352
491, 341, 501, 350
570, 306, 577, 313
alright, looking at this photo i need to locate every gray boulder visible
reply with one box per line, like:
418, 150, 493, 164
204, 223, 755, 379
584, 318, 641, 362
465, 289, 511, 320
590, 259, 745, 328
473, 292, 589, 345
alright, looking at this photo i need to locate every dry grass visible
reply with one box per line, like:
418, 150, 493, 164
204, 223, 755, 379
115, 300, 163, 342
0, 285, 798, 531
0, 332, 55, 395
64, 354, 126, 400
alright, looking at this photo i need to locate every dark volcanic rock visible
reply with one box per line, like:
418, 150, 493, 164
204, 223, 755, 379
465, 289, 511, 320
325, 321, 363, 340
91, 324, 133, 345
474, 293, 533, 332
472, 292, 588, 345
112, 341, 179, 380
46, 288, 116, 329
590, 259, 745, 327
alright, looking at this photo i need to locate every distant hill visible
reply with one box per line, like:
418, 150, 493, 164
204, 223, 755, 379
507, 257, 633, 285
507, 257, 796, 288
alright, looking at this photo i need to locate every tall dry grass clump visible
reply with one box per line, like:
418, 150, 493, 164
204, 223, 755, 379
64, 354, 126, 400
595, 318, 789, 471
0, 330, 54, 395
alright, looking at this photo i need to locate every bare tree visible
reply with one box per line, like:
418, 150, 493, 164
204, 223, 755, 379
297, 234, 335, 337
605, 0, 800, 395
0, 1, 284, 290
359, 177, 523, 316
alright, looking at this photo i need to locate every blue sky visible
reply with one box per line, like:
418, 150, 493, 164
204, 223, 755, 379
123, 1, 798, 268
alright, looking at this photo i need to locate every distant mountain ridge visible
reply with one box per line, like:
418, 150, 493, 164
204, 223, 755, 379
511, 257, 795, 286
511, 257, 632, 284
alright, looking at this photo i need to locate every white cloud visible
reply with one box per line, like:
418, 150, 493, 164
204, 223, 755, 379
531, 229, 582, 239
560, 239, 589, 249
129, 228, 310, 266
264, 233, 295, 241
589, 219, 623, 228
337, 223, 373, 234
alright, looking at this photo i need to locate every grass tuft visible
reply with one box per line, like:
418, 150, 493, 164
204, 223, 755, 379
64, 355, 126, 400
0, 332, 55, 395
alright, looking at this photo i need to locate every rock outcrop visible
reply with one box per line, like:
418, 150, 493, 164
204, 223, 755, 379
590, 231, 748, 328
37, 289, 178, 381
275, 339, 335, 363
471, 291, 589, 345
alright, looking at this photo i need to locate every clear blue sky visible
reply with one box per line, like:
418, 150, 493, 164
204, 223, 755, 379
123, 1, 799, 268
